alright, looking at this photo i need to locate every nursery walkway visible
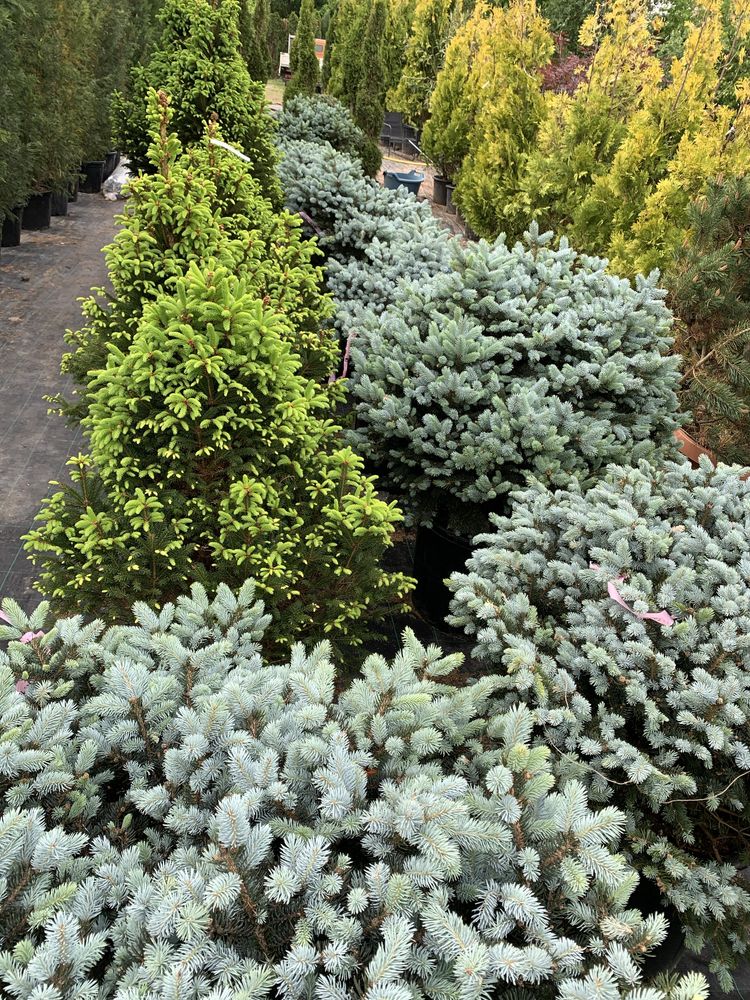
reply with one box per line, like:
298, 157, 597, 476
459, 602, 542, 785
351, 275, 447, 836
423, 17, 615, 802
0, 194, 119, 610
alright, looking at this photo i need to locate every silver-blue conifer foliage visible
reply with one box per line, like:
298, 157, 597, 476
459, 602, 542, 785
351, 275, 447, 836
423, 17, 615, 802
349, 226, 684, 526
447, 458, 750, 983
0, 582, 706, 1000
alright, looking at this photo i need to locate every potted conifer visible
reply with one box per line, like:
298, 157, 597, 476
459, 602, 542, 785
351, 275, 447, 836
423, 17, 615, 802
349, 227, 683, 625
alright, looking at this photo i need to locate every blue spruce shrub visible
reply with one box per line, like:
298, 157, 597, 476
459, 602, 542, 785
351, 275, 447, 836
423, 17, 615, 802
279, 94, 382, 176
0, 584, 707, 1000
447, 458, 750, 983
350, 226, 683, 527
279, 138, 455, 334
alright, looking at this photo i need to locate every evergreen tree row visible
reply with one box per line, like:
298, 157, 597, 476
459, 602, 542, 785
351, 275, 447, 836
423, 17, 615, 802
0, 0, 160, 227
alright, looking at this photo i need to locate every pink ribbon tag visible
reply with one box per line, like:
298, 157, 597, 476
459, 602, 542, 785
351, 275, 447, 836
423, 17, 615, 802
15, 680, 29, 694
20, 631, 44, 645
590, 564, 674, 627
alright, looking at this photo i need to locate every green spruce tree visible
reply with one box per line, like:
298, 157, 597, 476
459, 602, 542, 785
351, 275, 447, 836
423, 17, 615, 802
27, 260, 409, 652
58, 91, 335, 423
114, 0, 281, 205
285, 0, 320, 101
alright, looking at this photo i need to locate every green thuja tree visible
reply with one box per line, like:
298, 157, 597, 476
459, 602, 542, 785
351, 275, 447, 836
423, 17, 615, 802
113, 0, 281, 205
0, 0, 33, 222
669, 176, 750, 463
389, 0, 462, 127
19, 0, 96, 196
238, 0, 255, 61
321, 0, 337, 86
285, 0, 320, 100
326, 0, 368, 100
26, 262, 410, 653
421, 3, 484, 180
353, 0, 388, 137
57, 92, 335, 424
246, 0, 274, 81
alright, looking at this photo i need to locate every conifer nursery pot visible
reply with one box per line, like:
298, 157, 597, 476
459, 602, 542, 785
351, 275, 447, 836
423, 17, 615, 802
22, 191, 52, 230
432, 174, 448, 206
413, 523, 473, 627
1, 208, 23, 247
51, 190, 69, 216
80, 159, 105, 193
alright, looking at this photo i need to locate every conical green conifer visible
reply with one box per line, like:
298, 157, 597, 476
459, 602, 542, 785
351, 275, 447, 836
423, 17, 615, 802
114, 0, 281, 205
246, 0, 273, 80
285, 0, 320, 101
353, 0, 388, 137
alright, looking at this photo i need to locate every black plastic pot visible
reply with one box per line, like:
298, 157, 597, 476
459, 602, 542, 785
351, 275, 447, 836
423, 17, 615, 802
80, 160, 105, 193
445, 183, 457, 215
51, 191, 69, 216
413, 524, 473, 628
22, 192, 52, 230
433, 174, 448, 206
630, 878, 686, 976
1, 208, 23, 247
68, 177, 79, 202
104, 150, 118, 179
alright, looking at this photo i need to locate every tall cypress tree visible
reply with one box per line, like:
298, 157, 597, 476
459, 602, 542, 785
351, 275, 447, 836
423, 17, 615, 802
353, 0, 388, 137
285, 0, 320, 100
246, 0, 273, 81
114, 0, 281, 205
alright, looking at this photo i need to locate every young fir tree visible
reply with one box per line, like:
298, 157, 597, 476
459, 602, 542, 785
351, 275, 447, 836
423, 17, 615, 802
0, 583, 710, 1000
25, 262, 410, 653
57, 91, 336, 424
113, 0, 281, 205
668, 176, 750, 463
285, 0, 320, 101
246, 0, 274, 81
352, 0, 388, 138
279, 95, 381, 175
349, 226, 683, 529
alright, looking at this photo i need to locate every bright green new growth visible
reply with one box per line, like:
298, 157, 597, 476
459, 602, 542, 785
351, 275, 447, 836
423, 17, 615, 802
113, 0, 281, 205
448, 459, 750, 983
26, 260, 409, 653
350, 226, 683, 528
285, 0, 320, 102
0, 584, 709, 1000
58, 91, 336, 424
